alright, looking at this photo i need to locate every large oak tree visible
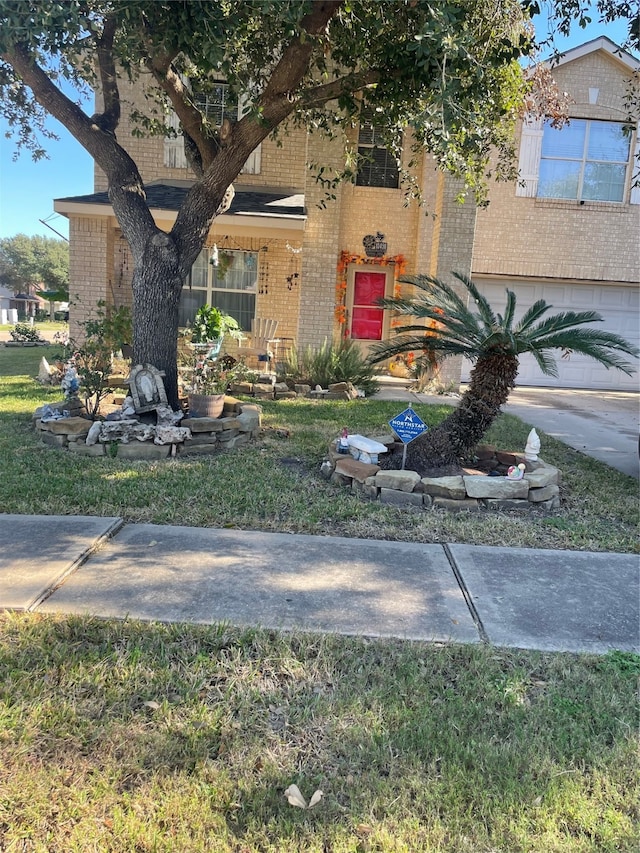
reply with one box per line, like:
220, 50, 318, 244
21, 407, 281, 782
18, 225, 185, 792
0, 1, 635, 407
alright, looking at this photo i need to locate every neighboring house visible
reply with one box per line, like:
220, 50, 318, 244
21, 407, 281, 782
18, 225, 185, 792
0, 284, 40, 322
55, 36, 639, 391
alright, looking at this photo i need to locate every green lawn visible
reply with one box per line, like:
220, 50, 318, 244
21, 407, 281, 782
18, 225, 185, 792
0, 346, 638, 852
0, 346, 637, 553
0, 615, 638, 853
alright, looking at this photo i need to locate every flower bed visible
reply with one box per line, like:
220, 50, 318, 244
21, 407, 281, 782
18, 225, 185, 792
33, 397, 261, 460
322, 436, 561, 513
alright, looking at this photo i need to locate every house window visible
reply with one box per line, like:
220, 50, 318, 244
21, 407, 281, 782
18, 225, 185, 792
164, 80, 261, 173
356, 118, 400, 189
194, 82, 238, 128
179, 248, 257, 332
538, 119, 631, 202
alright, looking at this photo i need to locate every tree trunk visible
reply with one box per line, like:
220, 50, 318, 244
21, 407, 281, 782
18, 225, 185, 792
131, 232, 184, 409
397, 352, 520, 470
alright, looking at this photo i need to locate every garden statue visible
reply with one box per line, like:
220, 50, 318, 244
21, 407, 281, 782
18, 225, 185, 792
525, 428, 540, 461
506, 463, 526, 480
338, 427, 350, 454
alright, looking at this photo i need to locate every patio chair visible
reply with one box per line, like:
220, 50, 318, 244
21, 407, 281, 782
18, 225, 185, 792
236, 318, 279, 368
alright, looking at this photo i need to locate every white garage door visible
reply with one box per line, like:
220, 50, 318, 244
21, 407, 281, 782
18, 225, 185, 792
461, 280, 640, 391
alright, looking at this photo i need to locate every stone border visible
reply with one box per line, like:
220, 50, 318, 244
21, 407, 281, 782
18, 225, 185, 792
322, 438, 561, 512
33, 397, 261, 460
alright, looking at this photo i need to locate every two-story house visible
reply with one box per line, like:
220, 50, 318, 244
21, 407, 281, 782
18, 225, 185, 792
54, 35, 639, 391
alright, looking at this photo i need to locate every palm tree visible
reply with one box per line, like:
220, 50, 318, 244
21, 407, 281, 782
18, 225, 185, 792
369, 273, 639, 470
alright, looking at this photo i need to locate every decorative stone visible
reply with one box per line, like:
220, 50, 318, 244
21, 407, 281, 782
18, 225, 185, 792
334, 458, 380, 482
67, 441, 105, 456
375, 470, 421, 492
274, 382, 289, 393
253, 385, 275, 398
330, 471, 351, 486
379, 488, 424, 506
294, 384, 311, 395
116, 442, 170, 460
480, 499, 531, 511
40, 432, 68, 448
320, 460, 333, 478
221, 433, 250, 450
524, 464, 559, 488
433, 497, 480, 512
128, 363, 168, 413
98, 421, 155, 443
275, 390, 298, 399
463, 476, 528, 499
183, 433, 218, 446
155, 404, 183, 425
528, 483, 561, 502
154, 425, 191, 445
422, 494, 433, 508
182, 417, 226, 433
179, 444, 219, 456
217, 429, 239, 441
538, 496, 561, 510
40, 416, 90, 436
86, 421, 102, 445
421, 475, 466, 499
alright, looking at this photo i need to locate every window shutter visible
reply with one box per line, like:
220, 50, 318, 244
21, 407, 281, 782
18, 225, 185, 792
630, 122, 640, 205
238, 93, 261, 175
516, 114, 544, 197
164, 111, 187, 169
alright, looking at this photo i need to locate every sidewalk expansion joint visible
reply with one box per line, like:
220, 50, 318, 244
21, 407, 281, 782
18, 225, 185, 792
443, 543, 489, 644
27, 517, 126, 612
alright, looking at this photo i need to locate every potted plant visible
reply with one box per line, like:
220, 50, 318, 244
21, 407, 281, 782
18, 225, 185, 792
189, 305, 243, 358
184, 354, 248, 418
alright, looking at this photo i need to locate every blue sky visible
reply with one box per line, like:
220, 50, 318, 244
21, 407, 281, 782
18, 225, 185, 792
0, 9, 636, 241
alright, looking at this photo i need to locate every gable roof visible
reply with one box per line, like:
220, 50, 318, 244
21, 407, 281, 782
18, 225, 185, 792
550, 36, 640, 72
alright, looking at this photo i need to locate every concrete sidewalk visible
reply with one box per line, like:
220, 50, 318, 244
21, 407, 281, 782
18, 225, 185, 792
1, 514, 637, 655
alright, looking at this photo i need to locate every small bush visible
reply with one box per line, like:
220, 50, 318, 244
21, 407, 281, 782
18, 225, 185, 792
9, 323, 43, 343
285, 338, 380, 396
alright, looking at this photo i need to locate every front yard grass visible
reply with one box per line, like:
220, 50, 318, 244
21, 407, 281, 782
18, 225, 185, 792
0, 346, 637, 553
0, 614, 638, 853
0, 348, 638, 852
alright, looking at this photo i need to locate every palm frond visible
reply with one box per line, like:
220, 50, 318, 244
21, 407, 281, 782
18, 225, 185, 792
526, 347, 559, 377
514, 300, 551, 334
452, 272, 498, 332
524, 310, 604, 339
496, 289, 517, 330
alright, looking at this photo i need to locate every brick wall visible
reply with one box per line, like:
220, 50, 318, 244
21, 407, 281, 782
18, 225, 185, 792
68, 217, 112, 340
473, 50, 640, 285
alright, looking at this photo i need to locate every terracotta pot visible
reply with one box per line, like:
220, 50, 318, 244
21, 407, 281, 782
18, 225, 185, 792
187, 393, 225, 419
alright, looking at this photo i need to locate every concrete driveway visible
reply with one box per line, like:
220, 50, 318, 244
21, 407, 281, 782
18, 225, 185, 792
504, 387, 639, 479
376, 379, 639, 479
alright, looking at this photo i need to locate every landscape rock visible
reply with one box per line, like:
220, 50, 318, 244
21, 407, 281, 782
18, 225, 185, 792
463, 475, 528, 500
375, 470, 421, 492
421, 475, 466, 499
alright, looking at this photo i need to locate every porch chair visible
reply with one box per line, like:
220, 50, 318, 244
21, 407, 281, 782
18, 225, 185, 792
236, 317, 279, 369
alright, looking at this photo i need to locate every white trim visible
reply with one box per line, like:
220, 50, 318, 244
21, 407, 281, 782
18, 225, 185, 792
548, 36, 639, 73
630, 122, 640, 205
515, 114, 544, 197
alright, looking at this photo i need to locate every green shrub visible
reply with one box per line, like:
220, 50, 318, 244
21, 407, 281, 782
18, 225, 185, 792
285, 338, 380, 397
9, 323, 43, 343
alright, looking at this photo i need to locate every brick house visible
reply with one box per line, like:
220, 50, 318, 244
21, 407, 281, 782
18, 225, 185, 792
55, 36, 639, 391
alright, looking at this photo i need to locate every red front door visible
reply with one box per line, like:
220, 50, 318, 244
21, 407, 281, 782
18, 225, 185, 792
350, 270, 386, 340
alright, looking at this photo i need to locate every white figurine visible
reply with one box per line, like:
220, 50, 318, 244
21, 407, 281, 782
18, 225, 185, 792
525, 428, 540, 461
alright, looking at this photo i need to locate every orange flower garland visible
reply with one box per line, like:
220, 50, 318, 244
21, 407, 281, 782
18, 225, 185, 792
335, 252, 406, 330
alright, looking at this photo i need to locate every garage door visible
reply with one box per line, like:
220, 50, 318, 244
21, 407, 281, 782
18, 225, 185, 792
461, 280, 639, 391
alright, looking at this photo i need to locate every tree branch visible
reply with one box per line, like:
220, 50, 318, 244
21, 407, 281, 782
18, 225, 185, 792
297, 69, 382, 109
1, 43, 157, 260
93, 14, 120, 135
146, 50, 218, 171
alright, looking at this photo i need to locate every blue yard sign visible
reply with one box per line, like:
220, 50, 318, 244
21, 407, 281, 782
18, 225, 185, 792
389, 407, 428, 469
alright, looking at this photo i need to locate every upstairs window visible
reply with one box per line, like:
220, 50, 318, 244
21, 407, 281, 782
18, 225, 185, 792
356, 117, 400, 189
538, 119, 631, 202
165, 80, 261, 173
